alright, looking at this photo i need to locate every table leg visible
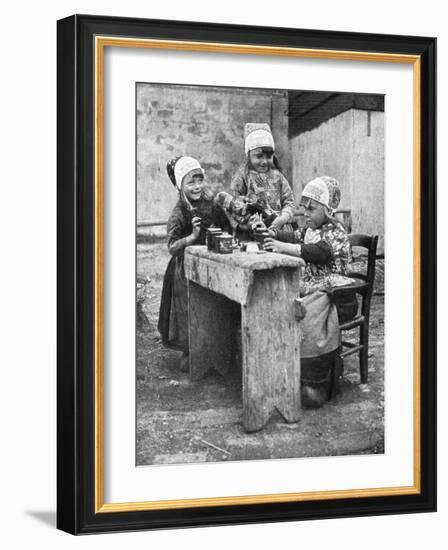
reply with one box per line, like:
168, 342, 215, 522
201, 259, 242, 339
241, 269, 302, 432
188, 281, 235, 380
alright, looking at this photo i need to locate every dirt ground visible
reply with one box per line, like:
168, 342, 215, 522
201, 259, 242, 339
136, 240, 384, 466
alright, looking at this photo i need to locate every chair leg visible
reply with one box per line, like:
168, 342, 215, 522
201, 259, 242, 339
360, 323, 369, 384
328, 352, 342, 400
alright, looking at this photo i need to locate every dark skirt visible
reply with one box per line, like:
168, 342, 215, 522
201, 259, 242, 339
158, 254, 189, 352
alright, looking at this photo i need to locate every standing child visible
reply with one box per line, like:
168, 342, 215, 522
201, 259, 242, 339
215, 123, 296, 235
158, 156, 231, 370
256, 176, 356, 407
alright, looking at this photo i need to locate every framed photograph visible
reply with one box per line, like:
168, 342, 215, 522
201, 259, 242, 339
57, 14, 436, 534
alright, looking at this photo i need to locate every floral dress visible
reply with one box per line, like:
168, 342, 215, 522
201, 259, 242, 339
299, 220, 352, 295
229, 162, 296, 230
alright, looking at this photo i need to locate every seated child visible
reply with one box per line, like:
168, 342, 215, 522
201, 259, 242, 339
215, 123, 296, 237
158, 156, 231, 371
254, 176, 356, 407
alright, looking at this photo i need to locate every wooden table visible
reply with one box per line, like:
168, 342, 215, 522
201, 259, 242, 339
185, 246, 304, 432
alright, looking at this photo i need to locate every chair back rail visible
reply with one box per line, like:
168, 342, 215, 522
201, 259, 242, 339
330, 233, 379, 388
349, 234, 378, 317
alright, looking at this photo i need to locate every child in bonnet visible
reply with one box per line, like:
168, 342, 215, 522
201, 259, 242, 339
158, 156, 232, 371
255, 176, 357, 407
215, 123, 296, 237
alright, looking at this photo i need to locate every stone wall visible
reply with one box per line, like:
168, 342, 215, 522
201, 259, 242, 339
137, 83, 290, 230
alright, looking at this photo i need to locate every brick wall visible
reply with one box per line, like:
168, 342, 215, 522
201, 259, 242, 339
137, 83, 290, 228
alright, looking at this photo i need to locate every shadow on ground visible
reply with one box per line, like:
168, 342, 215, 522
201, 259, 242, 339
137, 242, 384, 466
26, 511, 56, 528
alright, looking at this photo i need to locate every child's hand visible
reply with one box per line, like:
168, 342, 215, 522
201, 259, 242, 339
250, 219, 266, 233
263, 238, 286, 253
191, 216, 202, 240
263, 239, 301, 257
250, 214, 267, 233
249, 214, 276, 237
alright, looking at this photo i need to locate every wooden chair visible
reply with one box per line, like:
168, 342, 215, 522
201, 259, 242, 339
327, 234, 379, 390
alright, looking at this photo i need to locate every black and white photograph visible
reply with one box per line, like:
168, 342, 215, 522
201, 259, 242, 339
135, 83, 385, 465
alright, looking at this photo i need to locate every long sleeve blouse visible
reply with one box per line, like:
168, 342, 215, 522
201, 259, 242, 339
275, 220, 352, 293
230, 162, 295, 227
167, 197, 231, 256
